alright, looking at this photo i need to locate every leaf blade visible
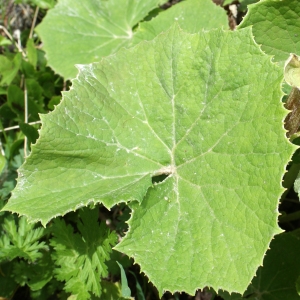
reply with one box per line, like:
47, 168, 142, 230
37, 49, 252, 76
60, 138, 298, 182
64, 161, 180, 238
4, 25, 295, 294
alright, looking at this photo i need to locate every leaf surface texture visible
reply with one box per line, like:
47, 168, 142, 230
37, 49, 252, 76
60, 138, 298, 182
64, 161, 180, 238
36, 0, 168, 79
36, 0, 227, 79
4, 26, 294, 293
239, 0, 300, 64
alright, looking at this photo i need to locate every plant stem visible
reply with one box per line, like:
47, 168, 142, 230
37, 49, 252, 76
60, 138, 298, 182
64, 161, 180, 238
29, 6, 39, 39
0, 121, 41, 133
24, 80, 29, 157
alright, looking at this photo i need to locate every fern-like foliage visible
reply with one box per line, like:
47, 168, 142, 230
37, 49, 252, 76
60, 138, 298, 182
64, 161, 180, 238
50, 207, 117, 299
13, 251, 54, 291
0, 214, 48, 262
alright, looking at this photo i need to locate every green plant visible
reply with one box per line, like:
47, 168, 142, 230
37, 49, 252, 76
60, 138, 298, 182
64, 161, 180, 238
1, 0, 300, 299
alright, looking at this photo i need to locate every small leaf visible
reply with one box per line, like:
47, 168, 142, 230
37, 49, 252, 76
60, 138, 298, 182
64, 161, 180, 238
117, 262, 131, 298
26, 38, 38, 69
7, 84, 24, 119
21, 58, 36, 78
0, 36, 12, 46
48, 95, 61, 110
0, 53, 22, 86
26, 78, 46, 120
19, 122, 39, 145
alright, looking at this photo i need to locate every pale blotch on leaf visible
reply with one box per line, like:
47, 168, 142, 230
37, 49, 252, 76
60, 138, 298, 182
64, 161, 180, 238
284, 54, 300, 89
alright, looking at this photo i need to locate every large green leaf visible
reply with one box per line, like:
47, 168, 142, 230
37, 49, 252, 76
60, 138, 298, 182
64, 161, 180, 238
3, 26, 294, 294
238, 0, 300, 64
35, 0, 227, 79
35, 0, 168, 79
218, 231, 300, 300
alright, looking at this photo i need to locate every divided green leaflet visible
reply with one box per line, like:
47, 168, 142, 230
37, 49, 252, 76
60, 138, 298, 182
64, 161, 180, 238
0, 215, 48, 262
50, 208, 117, 299
35, 0, 227, 79
238, 0, 300, 64
4, 26, 294, 294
